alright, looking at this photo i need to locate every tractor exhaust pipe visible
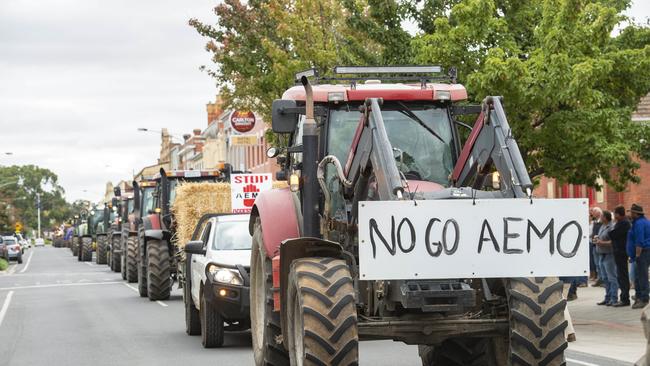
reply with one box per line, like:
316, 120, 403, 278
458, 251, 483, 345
300, 76, 320, 238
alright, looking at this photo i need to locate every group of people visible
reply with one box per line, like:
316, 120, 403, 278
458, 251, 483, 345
567, 203, 650, 309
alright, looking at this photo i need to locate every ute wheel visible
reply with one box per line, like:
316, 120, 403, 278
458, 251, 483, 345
146, 240, 171, 301
126, 237, 138, 283
419, 277, 567, 366
184, 279, 200, 336
137, 233, 148, 297
17, 256, 23, 264
96, 236, 107, 264
200, 291, 224, 348
286, 257, 358, 366
250, 218, 289, 366
81, 237, 93, 262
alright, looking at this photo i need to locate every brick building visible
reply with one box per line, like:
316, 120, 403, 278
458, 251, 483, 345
534, 93, 650, 211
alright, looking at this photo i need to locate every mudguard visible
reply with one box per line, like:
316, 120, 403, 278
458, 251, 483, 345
145, 229, 164, 241
249, 188, 301, 259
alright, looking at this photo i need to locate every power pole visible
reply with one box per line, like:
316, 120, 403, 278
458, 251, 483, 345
36, 193, 41, 239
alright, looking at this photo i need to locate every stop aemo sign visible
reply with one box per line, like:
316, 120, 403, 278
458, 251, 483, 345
230, 111, 256, 133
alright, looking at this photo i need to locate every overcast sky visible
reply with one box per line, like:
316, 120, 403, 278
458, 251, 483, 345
0, 1, 649, 203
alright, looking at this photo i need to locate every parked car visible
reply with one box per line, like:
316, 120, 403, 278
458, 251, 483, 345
15, 234, 29, 252
184, 214, 252, 348
34, 238, 45, 247
2, 236, 23, 263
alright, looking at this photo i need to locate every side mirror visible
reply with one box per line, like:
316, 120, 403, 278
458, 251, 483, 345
184, 241, 206, 255
271, 99, 298, 133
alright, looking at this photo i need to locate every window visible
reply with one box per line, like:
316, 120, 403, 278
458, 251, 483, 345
211, 221, 251, 250
328, 102, 455, 186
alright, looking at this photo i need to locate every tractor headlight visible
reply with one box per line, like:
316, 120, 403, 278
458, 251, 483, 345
207, 264, 243, 286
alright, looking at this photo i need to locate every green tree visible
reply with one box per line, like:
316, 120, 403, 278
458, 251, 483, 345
412, 0, 650, 189
189, 0, 382, 121
0, 165, 71, 233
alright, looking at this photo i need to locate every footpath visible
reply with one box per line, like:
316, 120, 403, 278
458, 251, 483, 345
567, 285, 646, 363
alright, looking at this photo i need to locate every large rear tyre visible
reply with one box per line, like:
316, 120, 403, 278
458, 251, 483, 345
286, 257, 358, 366
146, 240, 171, 301
419, 277, 567, 366
81, 237, 92, 262
72, 239, 79, 257
126, 237, 138, 283
201, 292, 224, 348
111, 236, 121, 273
96, 236, 108, 264
250, 218, 289, 366
184, 281, 200, 336
120, 237, 127, 280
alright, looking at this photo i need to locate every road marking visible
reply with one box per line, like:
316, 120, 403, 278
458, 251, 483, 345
0, 281, 123, 291
0, 291, 14, 328
123, 283, 138, 293
19, 251, 34, 273
566, 358, 599, 366
84, 262, 94, 267
122, 284, 167, 307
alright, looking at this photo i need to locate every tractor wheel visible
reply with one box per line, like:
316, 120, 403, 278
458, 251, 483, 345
250, 218, 289, 366
77, 238, 83, 261
81, 237, 93, 262
120, 238, 127, 280
111, 236, 121, 273
286, 257, 358, 366
200, 291, 224, 348
137, 233, 148, 297
126, 237, 138, 283
96, 236, 107, 264
419, 277, 567, 366
72, 240, 79, 257
184, 279, 200, 336
146, 240, 171, 301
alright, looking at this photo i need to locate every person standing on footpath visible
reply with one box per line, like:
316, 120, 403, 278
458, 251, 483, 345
590, 207, 603, 285
627, 204, 650, 309
609, 206, 631, 307
594, 211, 618, 306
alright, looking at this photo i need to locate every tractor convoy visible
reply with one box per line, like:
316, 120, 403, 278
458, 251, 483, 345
59, 66, 587, 366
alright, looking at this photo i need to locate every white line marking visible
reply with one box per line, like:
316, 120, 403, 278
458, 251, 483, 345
84, 262, 94, 267
156, 300, 168, 307
123, 283, 138, 293
0, 291, 14, 328
566, 358, 599, 366
19, 251, 34, 273
0, 281, 123, 291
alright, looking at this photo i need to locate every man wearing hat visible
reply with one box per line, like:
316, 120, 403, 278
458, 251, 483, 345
627, 204, 650, 309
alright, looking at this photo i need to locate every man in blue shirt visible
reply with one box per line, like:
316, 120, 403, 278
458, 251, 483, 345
627, 204, 650, 309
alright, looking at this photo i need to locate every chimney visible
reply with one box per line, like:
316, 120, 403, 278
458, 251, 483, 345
206, 96, 223, 126
183, 134, 191, 141
193, 128, 201, 136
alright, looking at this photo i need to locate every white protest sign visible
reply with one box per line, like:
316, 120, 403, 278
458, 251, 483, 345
358, 198, 589, 280
230, 174, 273, 214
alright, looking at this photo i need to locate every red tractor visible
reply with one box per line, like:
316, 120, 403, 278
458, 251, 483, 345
249, 66, 585, 365
139, 168, 229, 301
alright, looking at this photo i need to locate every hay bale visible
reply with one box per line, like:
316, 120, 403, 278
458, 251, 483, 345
172, 182, 232, 248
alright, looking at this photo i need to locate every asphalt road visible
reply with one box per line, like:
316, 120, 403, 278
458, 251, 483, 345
0, 246, 636, 366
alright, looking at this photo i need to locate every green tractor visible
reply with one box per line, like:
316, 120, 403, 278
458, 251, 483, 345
93, 203, 113, 265
77, 208, 93, 262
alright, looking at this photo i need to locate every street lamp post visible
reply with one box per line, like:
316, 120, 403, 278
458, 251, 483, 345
137, 128, 183, 141
36, 193, 41, 239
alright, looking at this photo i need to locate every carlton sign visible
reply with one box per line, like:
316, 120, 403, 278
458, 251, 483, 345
230, 111, 256, 133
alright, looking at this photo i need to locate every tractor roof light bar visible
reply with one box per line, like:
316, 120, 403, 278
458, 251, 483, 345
294, 66, 457, 88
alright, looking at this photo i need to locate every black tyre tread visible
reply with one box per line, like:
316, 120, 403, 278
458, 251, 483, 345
137, 233, 148, 297
290, 258, 358, 366
111, 236, 121, 273
250, 218, 289, 366
201, 293, 224, 348
184, 284, 200, 336
81, 237, 93, 262
96, 236, 107, 264
146, 240, 171, 301
126, 237, 138, 283
509, 277, 567, 366
419, 338, 497, 366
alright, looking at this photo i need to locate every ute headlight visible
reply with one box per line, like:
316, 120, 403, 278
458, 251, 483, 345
207, 264, 243, 286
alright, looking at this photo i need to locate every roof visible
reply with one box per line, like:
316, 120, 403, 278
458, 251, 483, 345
633, 93, 650, 122
281, 82, 467, 103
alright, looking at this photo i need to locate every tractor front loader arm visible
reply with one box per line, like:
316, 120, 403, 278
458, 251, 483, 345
451, 96, 533, 198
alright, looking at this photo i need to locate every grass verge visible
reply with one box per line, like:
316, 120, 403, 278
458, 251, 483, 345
0, 258, 8, 271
